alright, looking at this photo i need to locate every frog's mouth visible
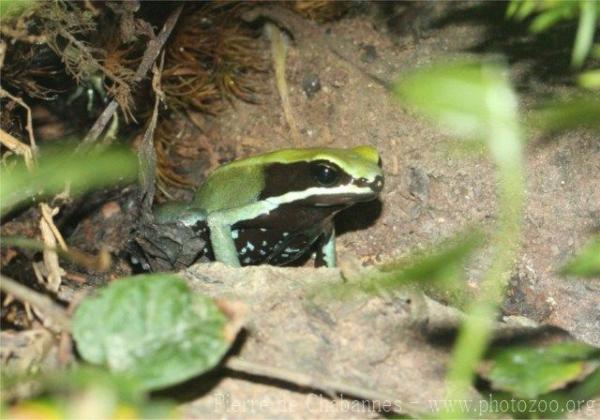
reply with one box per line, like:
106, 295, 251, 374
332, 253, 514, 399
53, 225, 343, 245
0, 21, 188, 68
309, 191, 380, 206
317, 175, 384, 205
265, 175, 384, 207
303, 176, 384, 206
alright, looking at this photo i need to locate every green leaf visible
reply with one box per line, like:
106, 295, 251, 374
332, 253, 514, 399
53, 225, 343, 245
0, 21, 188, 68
508, 0, 538, 21
572, 0, 598, 68
578, 69, 600, 89
561, 236, 600, 278
4, 366, 177, 419
534, 95, 600, 133
315, 231, 483, 306
73, 274, 234, 391
393, 60, 520, 147
377, 231, 483, 283
505, 0, 521, 19
0, 146, 138, 216
529, 5, 575, 33
0, 0, 37, 22
483, 342, 600, 399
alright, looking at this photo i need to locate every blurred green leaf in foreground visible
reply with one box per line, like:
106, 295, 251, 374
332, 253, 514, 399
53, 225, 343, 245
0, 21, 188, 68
561, 236, 600, 278
395, 58, 526, 417
1, 367, 177, 419
72, 274, 238, 391
315, 231, 483, 310
533, 95, 600, 134
0, 146, 138, 216
479, 341, 600, 418
482, 341, 600, 399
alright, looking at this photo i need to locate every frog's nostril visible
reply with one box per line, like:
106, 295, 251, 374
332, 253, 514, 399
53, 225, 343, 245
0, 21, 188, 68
356, 176, 384, 192
371, 175, 384, 192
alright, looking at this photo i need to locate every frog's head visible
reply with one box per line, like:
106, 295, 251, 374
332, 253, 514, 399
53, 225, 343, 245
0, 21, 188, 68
242, 146, 384, 207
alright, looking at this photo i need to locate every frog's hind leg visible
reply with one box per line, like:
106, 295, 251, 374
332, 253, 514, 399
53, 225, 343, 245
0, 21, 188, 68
315, 223, 336, 267
154, 202, 208, 226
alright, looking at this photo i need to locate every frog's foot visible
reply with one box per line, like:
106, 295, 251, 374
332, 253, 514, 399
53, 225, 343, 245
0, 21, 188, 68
315, 223, 336, 267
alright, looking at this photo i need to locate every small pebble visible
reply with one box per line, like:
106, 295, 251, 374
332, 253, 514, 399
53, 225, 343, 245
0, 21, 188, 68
302, 73, 321, 98
331, 70, 349, 88
101, 201, 121, 218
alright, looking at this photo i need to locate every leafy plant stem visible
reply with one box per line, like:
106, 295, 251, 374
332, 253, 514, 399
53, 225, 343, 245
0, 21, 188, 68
444, 65, 526, 416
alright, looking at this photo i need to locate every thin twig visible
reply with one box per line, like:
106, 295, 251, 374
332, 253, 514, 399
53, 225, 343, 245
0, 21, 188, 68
0, 274, 71, 332
39, 203, 66, 293
40, 203, 68, 251
265, 23, 301, 146
224, 357, 425, 417
3, 236, 111, 272
78, 5, 183, 149
0, 88, 37, 154
58, 29, 129, 89
243, 6, 391, 89
0, 128, 35, 171
0, 39, 6, 69
138, 53, 164, 215
0, 27, 47, 44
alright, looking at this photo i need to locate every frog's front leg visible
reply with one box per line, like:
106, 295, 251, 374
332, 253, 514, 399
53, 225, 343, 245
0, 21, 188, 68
206, 201, 275, 267
315, 222, 336, 267
206, 212, 242, 267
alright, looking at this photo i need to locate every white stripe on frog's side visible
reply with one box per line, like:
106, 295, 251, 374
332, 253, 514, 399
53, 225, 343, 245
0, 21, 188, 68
205, 184, 373, 230
184, 185, 371, 228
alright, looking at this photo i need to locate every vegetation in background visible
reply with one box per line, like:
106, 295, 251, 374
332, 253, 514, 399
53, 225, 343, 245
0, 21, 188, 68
507, 0, 598, 69
512, 0, 600, 285
395, 59, 527, 417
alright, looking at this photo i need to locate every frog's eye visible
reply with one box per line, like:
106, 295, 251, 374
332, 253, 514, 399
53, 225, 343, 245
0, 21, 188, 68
311, 163, 339, 186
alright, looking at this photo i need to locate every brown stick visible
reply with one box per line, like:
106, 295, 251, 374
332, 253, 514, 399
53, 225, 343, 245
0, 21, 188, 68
0, 274, 71, 332
224, 357, 425, 417
242, 6, 391, 89
78, 5, 183, 149
0, 87, 37, 154
0, 127, 35, 171
139, 54, 165, 215
266, 24, 301, 146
